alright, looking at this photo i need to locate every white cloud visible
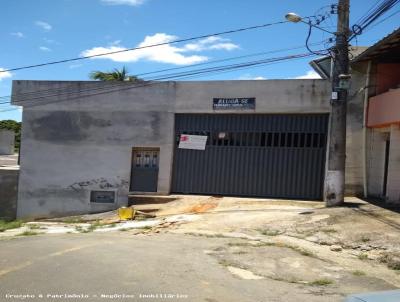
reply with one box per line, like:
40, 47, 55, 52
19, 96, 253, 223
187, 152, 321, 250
0, 68, 12, 81
39, 46, 52, 52
101, 0, 146, 6
81, 33, 239, 65
183, 36, 239, 52
238, 74, 267, 80
294, 70, 321, 79
209, 43, 238, 51
11, 32, 24, 38
35, 21, 52, 31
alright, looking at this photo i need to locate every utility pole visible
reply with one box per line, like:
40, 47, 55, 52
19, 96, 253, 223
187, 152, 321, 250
324, 0, 350, 206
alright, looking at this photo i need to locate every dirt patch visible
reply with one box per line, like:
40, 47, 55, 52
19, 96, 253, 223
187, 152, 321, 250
211, 238, 395, 296
187, 202, 218, 213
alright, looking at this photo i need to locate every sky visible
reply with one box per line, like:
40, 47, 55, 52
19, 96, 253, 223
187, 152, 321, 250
0, 0, 399, 121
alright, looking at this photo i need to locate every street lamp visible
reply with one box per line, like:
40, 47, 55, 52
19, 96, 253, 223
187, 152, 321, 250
285, 12, 302, 23
285, 12, 334, 34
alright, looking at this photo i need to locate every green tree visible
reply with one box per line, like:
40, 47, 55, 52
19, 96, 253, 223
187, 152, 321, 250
89, 66, 143, 82
0, 120, 21, 151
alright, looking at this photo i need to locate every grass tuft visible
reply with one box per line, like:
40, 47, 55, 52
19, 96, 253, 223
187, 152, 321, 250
309, 278, 334, 286
321, 228, 337, 234
379, 254, 400, 270
0, 220, 23, 232
352, 270, 366, 276
18, 231, 39, 236
258, 229, 282, 236
360, 236, 370, 243
232, 250, 248, 255
27, 224, 46, 230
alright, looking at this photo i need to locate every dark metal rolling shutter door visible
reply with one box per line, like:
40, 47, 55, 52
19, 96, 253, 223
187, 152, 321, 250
172, 114, 328, 200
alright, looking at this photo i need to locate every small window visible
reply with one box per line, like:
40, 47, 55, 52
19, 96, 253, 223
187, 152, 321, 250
319, 134, 326, 148
306, 133, 312, 148
266, 133, 273, 147
287, 133, 293, 147
280, 133, 287, 147
273, 133, 280, 147
313, 133, 320, 148
293, 133, 299, 147
260, 133, 266, 146
299, 133, 305, 148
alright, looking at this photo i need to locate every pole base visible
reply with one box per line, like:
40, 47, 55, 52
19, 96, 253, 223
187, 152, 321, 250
324, 170, 345, 207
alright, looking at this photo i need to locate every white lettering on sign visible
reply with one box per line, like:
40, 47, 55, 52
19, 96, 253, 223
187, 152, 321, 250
213, 97, 255, 110
179, 135, 208, 150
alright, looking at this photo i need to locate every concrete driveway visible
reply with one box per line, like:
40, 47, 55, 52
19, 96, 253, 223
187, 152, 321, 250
0, 232, 345, 302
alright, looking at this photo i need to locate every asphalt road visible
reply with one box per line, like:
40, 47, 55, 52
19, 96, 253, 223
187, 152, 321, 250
0, 232, 341, 302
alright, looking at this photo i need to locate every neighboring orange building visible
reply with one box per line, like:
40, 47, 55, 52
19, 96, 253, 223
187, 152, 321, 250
352, 28, 400, 203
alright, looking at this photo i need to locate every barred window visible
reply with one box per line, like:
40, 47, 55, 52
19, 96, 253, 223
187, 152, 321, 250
176, 131, 326, 148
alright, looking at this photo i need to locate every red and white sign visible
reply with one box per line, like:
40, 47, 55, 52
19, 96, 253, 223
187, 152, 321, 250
179, 135, 208, 150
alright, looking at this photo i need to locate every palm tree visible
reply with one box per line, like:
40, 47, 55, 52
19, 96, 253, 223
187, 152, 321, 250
89, 66, 143, 82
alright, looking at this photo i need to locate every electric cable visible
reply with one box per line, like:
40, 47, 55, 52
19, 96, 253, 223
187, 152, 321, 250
0, 52, 320, 112
0, 41, 329, 103
0, 20, 290, 74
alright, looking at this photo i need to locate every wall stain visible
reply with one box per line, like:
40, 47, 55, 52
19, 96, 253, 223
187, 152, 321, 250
31, 111, 112, 142
69, 177, 129, 192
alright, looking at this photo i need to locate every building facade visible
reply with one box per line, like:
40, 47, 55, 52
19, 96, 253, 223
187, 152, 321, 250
351, 28, 400, 204
11, 78, 368, 218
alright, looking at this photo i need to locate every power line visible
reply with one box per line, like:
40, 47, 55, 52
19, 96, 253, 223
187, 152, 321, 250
363, 8, 400, 32
350, 0, 400, 40
0, 41, 328, 103
0, 52, 318, 112
0, 20, 289, 74
10, 53, 315, 105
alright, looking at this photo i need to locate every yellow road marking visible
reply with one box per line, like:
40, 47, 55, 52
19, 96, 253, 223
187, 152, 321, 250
0, 242, 109, 278
0, 261, 33, 277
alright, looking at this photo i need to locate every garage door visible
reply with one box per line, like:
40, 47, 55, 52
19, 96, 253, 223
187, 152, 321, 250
172, 114, 328, 200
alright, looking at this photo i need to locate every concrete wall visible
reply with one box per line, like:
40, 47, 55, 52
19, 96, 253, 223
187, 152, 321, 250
367, 128, 388, 197
368, 88, 400, 127
0, 130, 15, 155
386, 124, 400, 204
0, 167, 19, 221
14, 81, 176, 219
12, 79, 363, 218
376, 63, 400, 94
366, 122, 400, 205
